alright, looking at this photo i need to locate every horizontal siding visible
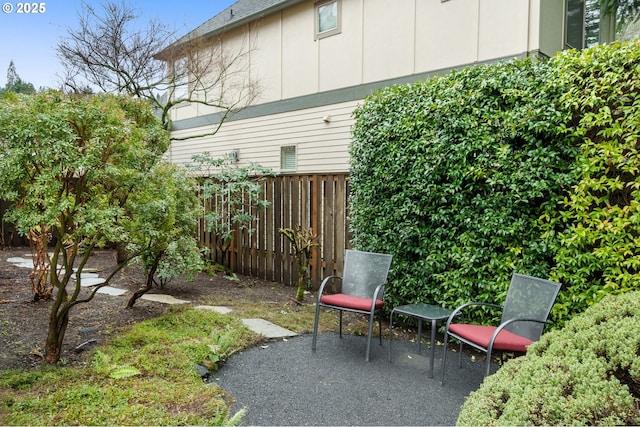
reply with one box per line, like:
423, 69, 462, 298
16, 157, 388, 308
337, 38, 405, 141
167, 100, 358, 173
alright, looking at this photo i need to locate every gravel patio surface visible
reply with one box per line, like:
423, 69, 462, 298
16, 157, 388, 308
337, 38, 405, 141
214, 333, 487, 426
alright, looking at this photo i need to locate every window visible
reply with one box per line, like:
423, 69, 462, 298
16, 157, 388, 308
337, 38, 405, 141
565, 0, 615, 49
315, 0, 341, 40
281, 146, 297, 170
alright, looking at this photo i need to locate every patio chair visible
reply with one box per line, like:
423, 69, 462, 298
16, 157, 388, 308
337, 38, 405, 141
312, 249, 393, 361
441, 273, 561, 383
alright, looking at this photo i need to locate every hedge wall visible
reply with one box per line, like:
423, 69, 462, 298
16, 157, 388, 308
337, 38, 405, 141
544, 41, 640, 322
350, 41, 640, 326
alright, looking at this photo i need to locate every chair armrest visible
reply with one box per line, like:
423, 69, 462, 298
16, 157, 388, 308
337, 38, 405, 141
368, 283, 386, 311
317, 275, 342, 301
446, 302, 503, 329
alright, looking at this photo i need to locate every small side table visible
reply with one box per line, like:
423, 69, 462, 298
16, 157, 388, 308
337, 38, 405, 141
389, 303, 453, 378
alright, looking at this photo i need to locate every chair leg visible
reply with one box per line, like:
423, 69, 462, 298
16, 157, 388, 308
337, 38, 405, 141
365, 309, 375, 362
388, 311, 395, 362
312, 302, 321, 352
378, 309, 383, 345
485, 349, 493, 376
339, 310, 343, 338
441, 331, 449, 385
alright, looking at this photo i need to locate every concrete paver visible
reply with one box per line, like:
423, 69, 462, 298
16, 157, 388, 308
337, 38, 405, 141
140, 294, 191, 305
241, 318, 297, 338
195, 305, 234, 314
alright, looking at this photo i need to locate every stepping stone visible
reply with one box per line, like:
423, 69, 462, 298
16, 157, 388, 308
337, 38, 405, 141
7, 257, 32, 264
140, 294, 191, 305
194, 305, 234, 314
78, 277, 106, 287
74, 267, 100, 273
96, 286, 127, 296
71, 273, 100, 279
241, 318, 297, 338
13, 263, 34, 269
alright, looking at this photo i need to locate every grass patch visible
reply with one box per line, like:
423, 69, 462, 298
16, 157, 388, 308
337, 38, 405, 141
197, 294, 361, 336
0, 306, 259, 426
0, 290, 378, 425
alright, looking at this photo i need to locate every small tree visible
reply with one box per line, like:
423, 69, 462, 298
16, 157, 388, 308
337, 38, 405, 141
280, 226, 317, 302
0, 91, 168, 363
1, 60, 36, 95
190, 153, 273, 270
57, 0, 259, 139
124, 162, 203, 307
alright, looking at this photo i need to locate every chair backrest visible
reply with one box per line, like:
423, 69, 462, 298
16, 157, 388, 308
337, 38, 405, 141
501, 273, 561, 341
341, 249, 393, 299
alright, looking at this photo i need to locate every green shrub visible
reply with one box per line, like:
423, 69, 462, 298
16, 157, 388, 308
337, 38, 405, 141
542, 41, 640, 323
350, 58, 578, 319
457, 291, 640, 426
350, 40, 640, 327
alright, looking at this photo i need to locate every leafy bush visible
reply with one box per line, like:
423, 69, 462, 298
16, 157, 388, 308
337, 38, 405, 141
350, 58, 578, 318
542, 41, 640, 323
350, 40, 640, 326
457, 291, 640, 426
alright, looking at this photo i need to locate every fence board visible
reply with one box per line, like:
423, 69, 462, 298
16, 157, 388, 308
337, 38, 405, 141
199, 173, 350, 289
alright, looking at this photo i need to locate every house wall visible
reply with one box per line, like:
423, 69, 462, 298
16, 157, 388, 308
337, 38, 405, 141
167, 99, 357, 173
168, 0, 545, 173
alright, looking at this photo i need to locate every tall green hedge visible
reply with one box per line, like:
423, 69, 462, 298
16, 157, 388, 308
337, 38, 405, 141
544, 41, 640, 322
350, 58, 578, 320
350, 41, 640, 325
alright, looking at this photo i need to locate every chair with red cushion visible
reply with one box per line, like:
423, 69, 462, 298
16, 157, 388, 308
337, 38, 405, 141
312, 249, 393, 361
441, 273, 561, 383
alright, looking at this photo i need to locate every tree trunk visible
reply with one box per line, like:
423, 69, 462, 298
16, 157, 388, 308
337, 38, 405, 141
295, 265, 307, 302
116, 243, 129, 264
44, 298, 70, 364
127, 255, 161, 308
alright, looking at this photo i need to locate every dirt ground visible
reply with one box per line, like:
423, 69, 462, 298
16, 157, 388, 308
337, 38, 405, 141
0, 247, 301, 371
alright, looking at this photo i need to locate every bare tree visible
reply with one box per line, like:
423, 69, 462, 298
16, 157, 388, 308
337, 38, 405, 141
57, 0, 259, 140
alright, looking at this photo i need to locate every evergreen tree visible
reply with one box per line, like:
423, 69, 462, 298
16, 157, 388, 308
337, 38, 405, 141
1, 60, 36, 95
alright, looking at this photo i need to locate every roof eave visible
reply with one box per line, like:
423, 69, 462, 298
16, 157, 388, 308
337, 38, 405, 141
154, 0, 306, 61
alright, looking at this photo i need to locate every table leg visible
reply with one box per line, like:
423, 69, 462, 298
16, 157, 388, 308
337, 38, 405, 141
429, 319, 437, 378
417, 318, 423, 354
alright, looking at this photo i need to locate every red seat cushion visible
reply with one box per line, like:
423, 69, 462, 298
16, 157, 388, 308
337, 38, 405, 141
449, 323, 533, 353
320, 293, 383, 311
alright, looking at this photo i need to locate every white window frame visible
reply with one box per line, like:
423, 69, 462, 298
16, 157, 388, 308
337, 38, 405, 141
280, 145, 297, 171
314, 0, 341, 40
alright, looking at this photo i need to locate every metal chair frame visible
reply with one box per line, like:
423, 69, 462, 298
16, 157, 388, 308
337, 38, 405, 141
311, 249, 392, 362
441, 273, 561, 384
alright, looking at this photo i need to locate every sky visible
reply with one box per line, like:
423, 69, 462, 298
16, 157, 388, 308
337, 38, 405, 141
0, 0, 237, 89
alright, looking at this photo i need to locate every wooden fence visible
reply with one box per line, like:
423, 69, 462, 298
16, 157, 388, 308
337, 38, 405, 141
2, 174, 352, 289
198, 173, 351, 289
0, 201, 28, 248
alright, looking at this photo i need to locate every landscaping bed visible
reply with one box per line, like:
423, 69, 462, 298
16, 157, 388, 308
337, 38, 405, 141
0, 247, 300, 371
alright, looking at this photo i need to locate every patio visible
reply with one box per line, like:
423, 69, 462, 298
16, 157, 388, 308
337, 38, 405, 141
215, 333, 487, 426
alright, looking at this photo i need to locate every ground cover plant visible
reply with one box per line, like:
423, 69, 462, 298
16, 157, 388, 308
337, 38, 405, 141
0, 249, 367, 425
456, 290, 640, 426
0, 306, 257, 426
350, 40, 640, 327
